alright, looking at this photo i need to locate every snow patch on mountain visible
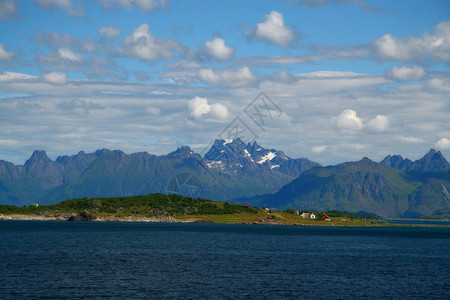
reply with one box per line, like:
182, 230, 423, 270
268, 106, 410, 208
257, 152, 276, 164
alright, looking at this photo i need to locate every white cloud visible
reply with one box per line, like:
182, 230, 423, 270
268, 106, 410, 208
294, 0, 383, 13
146, 107, 160, 115
166, 60, 201, 69
331, 109, 363, 131
296, 71, 364, 78
435, 138, 450, 150
0, 138, 20, 147
38, 47, 85, 70
35, 0, 85, 17
204, 37, 235, 61
331, 110, 390, 133
209, 103, 228, 120
187, 97, 210, 119
97, 0, 168, 11
366, 115, 389, 133
373, 20, 450, 63
0, 44, 13, 60
57, 47, 83, 62
98, 26, 122, 38
0, 71, 37, 81
272, 71, 297, 83
34, 31, 95, 54
0, 0, 18, 22
198, 67, 257, 87
385, 66, 426, 81
251, 10, 295, 47
426, 78, 450, 92
311, 145, 326, 154
0, 66, 448, 166
42, 72, 67, 84
398, 136, 425, 143
122, 23, 182, 60
187, 96, 228, 120
159, 70, 197, 85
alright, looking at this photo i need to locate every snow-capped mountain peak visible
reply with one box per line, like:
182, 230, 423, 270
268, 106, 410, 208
205, 139, 284, 169
203, 138, 320, 177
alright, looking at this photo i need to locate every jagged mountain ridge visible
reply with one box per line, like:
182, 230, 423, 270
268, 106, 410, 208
243, 152, 450, 219
2, 144, 449, 218
380, 149, 450, 172
0, 140, 319, 206
204, 138, 320, 178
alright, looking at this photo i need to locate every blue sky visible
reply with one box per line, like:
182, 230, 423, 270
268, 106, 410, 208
0, 0, 449, 165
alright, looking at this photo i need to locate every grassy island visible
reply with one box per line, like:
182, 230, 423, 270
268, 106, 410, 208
0, 193, 434, 226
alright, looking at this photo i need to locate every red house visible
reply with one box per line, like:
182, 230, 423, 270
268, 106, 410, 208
323, 214, 331, 221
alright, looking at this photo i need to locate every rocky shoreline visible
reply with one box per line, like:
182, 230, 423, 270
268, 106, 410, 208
0, 213, 182, 223
1, 213, 449, 227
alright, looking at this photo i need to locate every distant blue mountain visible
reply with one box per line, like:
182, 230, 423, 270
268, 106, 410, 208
0, 139, 319, 206
3, 143, 449, 219
380, 149, 450, 172
242, 151, 450, 219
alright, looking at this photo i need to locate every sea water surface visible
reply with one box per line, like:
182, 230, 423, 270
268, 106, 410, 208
0, 221, 449, 299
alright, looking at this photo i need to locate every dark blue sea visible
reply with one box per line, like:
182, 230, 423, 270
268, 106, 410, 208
0, 221, 449, 299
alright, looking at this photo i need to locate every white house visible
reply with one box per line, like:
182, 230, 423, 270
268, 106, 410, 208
300, 212, 309, 218
310, 213, 316, 219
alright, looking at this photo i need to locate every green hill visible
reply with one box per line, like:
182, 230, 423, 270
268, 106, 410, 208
244, 158, 450, 219
0, 193, 258, 217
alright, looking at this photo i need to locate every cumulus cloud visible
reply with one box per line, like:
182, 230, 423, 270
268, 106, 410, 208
385, 65, 426, 81
204, 37, 235, 61
198, 67, 257, 87
248, 10, 296, 47
373, 20, 450, 63
331, 109, 363, 131
209, 103, 228, 120
0, 44, 13, 60
97, 0, 169, 11
187, 96, 228, 120
98, 26, 122, 38
311, 145, 327, 154
0, 0, 18, 22
38, 47, 85, 70
122, 23, 182, 60
435, 138, 450, 150
35, 0, 85, 17
331, 110, 390, 133
187, 97, 209, 119
366, 115, 389, 133
42, 71, 67, 84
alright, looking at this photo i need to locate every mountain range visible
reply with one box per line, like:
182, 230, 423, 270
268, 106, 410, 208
242, 149, 450, 218
0, 141, 449, 218
0, 139, 318, 206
